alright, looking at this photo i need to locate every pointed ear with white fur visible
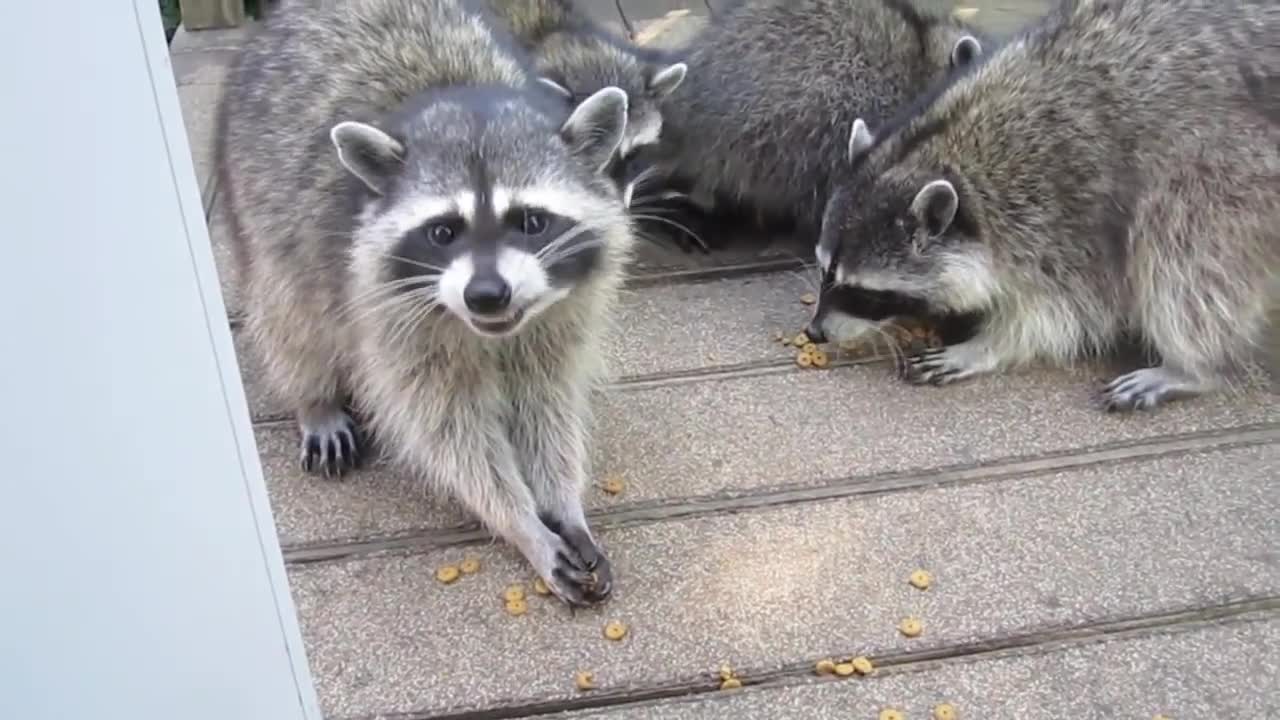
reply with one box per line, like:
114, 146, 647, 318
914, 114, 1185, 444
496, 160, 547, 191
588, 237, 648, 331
847, 118, 875, 164
647, 62, 687, 97
330, 121, 404, 195
950, 34, 983, 68
910, 179, 959, 237
561, 86, 629, 173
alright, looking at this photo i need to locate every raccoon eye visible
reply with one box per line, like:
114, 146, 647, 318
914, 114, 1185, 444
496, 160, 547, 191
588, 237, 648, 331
425, 222, 456, 246
520, 210, 549, 236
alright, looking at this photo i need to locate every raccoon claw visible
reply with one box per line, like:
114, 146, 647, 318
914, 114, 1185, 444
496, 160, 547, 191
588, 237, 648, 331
1098, 366, 1204, 412
549, 552, 614, 607
903, 341, 997, 386
539, 525, 614, 607
298, 411, 360, 478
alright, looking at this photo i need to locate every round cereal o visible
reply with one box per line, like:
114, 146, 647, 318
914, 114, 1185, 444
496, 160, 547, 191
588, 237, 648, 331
603, 620, 628, 641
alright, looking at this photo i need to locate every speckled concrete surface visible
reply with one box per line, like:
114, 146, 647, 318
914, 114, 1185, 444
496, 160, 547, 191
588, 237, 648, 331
264, 363, 1277, 546
175, 81, 224, 208
559, 615, 1280, 719
288, 445, 1280, 717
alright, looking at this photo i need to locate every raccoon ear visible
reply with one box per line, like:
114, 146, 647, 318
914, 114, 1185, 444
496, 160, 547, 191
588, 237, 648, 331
950, 35, 983, 68
538, 76, 574, 100
847, 118, 875, 163
647, 62, 688, 97
330, 121, 404, 195
561, 86, 629, 173
910, 179, 959, 238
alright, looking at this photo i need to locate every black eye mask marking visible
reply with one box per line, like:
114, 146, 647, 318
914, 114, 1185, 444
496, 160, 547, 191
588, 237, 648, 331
825, 285, 931, 321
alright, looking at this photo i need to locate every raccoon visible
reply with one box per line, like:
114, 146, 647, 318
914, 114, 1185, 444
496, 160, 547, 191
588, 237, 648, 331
809, 0, 1280, 412
485, 0, 688, 176
215, 0, 636, 605
640, 0, 986, 249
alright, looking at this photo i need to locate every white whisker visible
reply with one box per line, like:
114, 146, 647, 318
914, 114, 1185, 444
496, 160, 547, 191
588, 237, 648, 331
629, 213, 709, 252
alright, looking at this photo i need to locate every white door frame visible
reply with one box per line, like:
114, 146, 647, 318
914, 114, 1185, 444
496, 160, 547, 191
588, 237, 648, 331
0, 3, 320, 718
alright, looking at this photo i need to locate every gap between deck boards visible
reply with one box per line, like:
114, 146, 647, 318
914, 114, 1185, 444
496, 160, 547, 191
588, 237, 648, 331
341, 597, 1280, 720
280, 423, 1280, 565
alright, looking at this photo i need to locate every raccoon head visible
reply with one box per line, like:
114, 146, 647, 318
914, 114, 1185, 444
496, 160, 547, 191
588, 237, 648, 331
534, 33, 687, 175
806, 119, 993, 345
336, 85, 632, 340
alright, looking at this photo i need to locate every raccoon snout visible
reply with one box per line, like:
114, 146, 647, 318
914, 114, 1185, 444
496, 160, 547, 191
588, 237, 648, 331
463, 277, 513, 315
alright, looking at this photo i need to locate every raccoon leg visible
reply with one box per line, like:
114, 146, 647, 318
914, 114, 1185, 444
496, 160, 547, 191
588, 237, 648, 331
507, 382, 613, 605
420, 408, 604, 607
903, 333, 1002, 386
1104, 193, 1278, 412
244, 303, 361, 478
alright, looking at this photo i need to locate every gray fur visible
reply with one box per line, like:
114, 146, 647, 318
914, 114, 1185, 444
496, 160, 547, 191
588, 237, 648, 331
215, 0, 636, 605
814, 0, 1280, 412
485, 0, 689, 159
650, 0, 986, 237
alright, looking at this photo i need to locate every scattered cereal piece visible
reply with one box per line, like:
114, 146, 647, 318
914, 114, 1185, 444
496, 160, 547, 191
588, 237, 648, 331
800, 292, 817, 305
601, 476, 625, 495
435, 565, 460, 584
834, 662, 855, 677
814, 659, 837, 675
505, 598, 528, 616
574, 671, 596, 691
459, 558, 481, 575
719, 665, 736, 681
533, 577, 551, 596
811, 350, 830, 368
952, 6, 979, 20
503, 584, 526, 603
720, 677, 743, 690
851, 656, 874, 675
909, 569, 933, 590
934, 703, 957, 720
899, 617, 924, 638
880, 709, 904, 720
793, 332, 810, 347
801, 342, 819, 354
796, 352, 814, 368
603, 620, 628, 641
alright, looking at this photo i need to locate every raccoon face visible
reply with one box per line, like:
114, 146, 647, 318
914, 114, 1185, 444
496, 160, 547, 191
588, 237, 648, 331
337, 86, 630, 339
806, 121, 990, 344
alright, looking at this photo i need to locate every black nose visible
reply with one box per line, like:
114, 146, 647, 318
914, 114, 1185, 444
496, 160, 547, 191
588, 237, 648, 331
463, 276, 512, 315
805, 320, 828, 345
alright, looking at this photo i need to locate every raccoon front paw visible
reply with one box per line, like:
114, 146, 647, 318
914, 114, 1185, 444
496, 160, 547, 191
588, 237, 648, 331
298, 408, 360, 479
1098, 366, 1205, 412
533, 524, 613, 608
903, 342, 997, 386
